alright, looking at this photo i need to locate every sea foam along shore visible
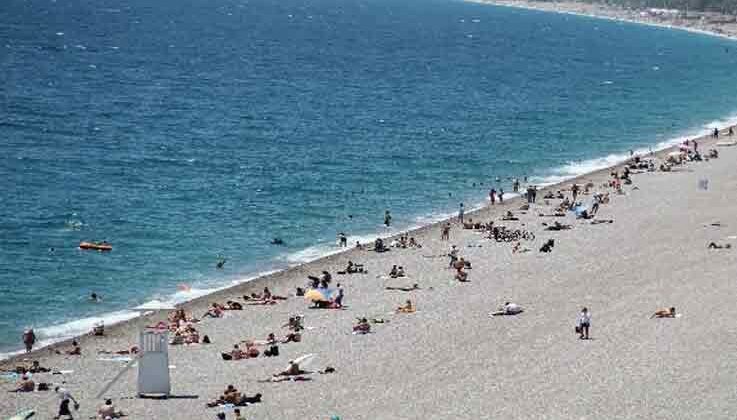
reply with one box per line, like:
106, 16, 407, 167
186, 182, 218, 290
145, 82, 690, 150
4, 118, 737, 419
2, 107, 736, 362
468, 0, 737, 42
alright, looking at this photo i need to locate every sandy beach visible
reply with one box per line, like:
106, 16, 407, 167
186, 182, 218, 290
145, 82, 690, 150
470, 0, 737, 41
3, 117, 737, 420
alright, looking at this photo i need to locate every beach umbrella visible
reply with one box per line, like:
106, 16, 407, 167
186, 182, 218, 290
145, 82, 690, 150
304, 289, 332, 302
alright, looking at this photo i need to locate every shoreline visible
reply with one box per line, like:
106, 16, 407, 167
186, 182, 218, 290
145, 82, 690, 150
468, 0, 737, 42
2, 115, 733, 366
4, 0, 737, 359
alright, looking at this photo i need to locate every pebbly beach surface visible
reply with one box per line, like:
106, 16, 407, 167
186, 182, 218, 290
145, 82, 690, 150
470, 0, 737, 41
2, 124, 737, 419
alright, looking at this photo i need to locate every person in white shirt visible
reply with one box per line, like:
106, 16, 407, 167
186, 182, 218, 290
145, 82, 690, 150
578, 307, 591, 339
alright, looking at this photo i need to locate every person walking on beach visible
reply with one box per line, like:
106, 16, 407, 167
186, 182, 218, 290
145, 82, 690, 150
571, 183, 580, 202
693, 140, 698, 153
489, 189, 496, 205
384, 210, 392, 227
458, 203, 465, 223
54, 387, 79, 420
448, 245, 459, 268
577, 307, 591, 340
23, 328, 36, 353
498, 188, 504, 204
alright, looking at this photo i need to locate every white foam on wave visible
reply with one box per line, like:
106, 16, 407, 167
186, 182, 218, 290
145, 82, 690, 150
0, 269, 282, 361
531, 112, 737, 186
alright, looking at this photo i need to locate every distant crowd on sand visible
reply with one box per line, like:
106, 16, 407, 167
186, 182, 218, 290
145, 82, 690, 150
6, 127, 732, 420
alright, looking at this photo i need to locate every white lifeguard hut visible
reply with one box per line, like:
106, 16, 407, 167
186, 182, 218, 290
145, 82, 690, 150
138, 330, 171, 397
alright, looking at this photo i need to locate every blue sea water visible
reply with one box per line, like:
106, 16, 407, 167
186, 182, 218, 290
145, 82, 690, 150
2, 0, 737, 355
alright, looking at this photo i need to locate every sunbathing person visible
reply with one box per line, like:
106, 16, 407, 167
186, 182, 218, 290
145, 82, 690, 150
97, 346, 139, 356
501, 211, 519, 221
545, 221, 572, 231
491, 302, 524, 316
385, 283, 420, 292
396, 300, 416, 313
225, 300, 243, 310
338, 261, 365, 274
276, 360, 309, 377
650, 307, 677, 318
97, 399, 124, 419
25, 360, 51, 373
708, 242, 732, 249
203, 303, 224, 318
455, 268, 469, 282
512, 242, 530, 254
353, 318, 371, 334
591, 219, 614, 225
539, 239, 555, 253
13, 374, 35, 392
55, 340, 81, 356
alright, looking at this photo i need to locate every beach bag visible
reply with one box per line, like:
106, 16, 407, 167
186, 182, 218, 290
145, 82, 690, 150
221, 353, 233, 361
575, 326, 581, 334
37, 382, 50, 391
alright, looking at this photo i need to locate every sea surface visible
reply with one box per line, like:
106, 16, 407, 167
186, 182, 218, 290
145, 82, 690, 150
2, 0, 737, 356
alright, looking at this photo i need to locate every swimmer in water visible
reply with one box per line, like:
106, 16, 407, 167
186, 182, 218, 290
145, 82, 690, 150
90, 292, 101, 302
271, 238, 284, 245
216, 256, 227, 269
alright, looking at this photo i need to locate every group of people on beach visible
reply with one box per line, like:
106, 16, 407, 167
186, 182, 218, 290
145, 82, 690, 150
8, 129, 729, 420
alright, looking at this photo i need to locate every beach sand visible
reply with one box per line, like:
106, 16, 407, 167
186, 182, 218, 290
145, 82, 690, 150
470, 0, 737, 41
3, 125, 737, 419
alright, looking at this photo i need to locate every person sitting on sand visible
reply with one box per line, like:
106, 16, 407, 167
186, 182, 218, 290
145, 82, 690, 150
396, 300, 416, 313
353, 318, 371, 334
283, 315, 304, 332
389, 265, 399, 278
491, 302, 524, 316
203, 303, 224, 318
502, 211, 519, 221
512, 242, 530, 254
225, 300, 243, 310
277, 360, 308, 377
385, 283, 420, 292
539, 239, 555, 253
708, 242, 732, 249
455, 268, 469, 282
651, 307, 677, 319
14, 374, 35, 392
26, 360, 51, 373
55, 340, 81, 356
408, 237, 421, 248
374, 238, 388, 252
225, 344, 245, 360
97, 399, 124, 419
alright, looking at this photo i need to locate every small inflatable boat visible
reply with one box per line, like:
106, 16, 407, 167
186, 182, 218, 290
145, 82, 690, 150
79, 241, 113, 251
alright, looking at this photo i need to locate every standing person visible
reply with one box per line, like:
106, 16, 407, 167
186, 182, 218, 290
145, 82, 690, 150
512, 178, 520, 193
532, 186, 538, 203
571, 183, 579, 202
55, 386, 79, 420
577, 307, 591, 340
338, 232, 347, 247
489, 189, 496, 205
498, 188, 504, 204
713, 128, 719, 138
693, 140, 698, 153
448, 245, 458, 268
458, 203, 464, 223
384, 210, 392, 227
526, 186, 533, 203
441, 222, 451, 240
22, 329, 36, 353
